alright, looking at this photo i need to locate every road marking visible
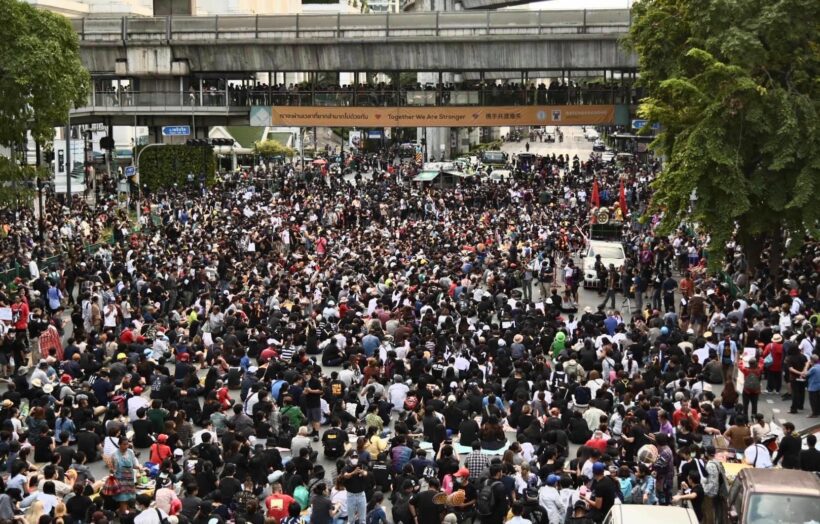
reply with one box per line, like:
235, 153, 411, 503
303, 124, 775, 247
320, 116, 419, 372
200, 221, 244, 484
779, 419, 788, 425
766, 399, 774, 404
772, 408, 780, 413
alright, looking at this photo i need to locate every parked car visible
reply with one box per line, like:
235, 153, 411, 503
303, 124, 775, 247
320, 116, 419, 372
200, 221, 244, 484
604, 505, 699, 524
583, 240, 626, 288
592, 139, 606, 152
726, 469, 819, 523
584, 128, 600, 141
487, 169, 512, 182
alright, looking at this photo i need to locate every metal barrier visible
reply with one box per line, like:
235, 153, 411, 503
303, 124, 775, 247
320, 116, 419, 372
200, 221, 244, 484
0, 243, 112, 285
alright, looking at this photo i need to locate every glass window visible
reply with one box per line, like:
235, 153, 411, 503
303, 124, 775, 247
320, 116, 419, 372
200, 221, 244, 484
745, 494, 817, 524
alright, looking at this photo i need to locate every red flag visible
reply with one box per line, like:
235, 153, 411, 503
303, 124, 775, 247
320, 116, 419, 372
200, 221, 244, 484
591, 178, 600, 208
619, 179, 628, 217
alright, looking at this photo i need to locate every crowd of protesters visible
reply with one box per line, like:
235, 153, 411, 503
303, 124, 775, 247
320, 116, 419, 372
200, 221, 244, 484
0, 142, 818, 524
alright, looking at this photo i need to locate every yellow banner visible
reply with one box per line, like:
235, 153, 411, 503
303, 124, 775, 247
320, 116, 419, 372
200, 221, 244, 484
269, 105, 615, 127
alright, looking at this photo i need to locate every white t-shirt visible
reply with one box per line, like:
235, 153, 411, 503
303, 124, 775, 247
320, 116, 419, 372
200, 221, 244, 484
744, 443, 773, 469
134, 507, 171, 524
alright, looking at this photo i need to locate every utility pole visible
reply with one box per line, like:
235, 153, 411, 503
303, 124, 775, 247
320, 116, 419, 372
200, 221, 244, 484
65, 116, 71, 203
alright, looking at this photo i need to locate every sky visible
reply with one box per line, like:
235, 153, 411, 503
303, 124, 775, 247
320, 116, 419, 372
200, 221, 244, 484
527, 0, 634, 9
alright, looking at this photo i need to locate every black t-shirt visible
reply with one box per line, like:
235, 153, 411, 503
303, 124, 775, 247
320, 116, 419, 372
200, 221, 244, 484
787, 354, 808, 381
689, 484, 705, 521
322, 427, 347, 457
66, 494, 92, 520
310, 495, 333, 524
33, 434, 53, 463
55, 445, 75, 469
590, 476, 617, 520
305, 377, 322, 408
411, 489, 442, 524
132, 418, 154, 448
459, 419, 479, 445
343, 465, 369, 494
75, 430, 101, 461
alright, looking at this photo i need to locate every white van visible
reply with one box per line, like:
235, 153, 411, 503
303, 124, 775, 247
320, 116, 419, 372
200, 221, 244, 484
603, 505, 699, 524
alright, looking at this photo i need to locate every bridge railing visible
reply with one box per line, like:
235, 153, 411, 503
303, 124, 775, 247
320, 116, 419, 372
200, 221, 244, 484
77, 86, 633, 110
70, 9, 630, 42
86, 90, 228, 108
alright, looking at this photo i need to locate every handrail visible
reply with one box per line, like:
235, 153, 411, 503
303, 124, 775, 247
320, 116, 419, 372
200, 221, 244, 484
78, 86, 633, 110
74, 9, 631, 42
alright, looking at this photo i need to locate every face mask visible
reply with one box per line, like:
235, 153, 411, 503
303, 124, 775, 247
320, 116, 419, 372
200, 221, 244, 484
350, 459, 358, 466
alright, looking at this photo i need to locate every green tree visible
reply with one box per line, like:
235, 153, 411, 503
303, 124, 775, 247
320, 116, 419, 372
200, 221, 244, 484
0, 0, 90, 204
136, 145, 216, 190
253, 139, 295, 159
627, 0, 819, 275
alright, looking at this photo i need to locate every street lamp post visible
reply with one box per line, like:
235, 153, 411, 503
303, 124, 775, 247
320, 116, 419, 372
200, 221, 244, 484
37, 177, 44, 242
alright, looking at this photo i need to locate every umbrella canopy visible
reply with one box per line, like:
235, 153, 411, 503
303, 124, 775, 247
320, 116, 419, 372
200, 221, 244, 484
312, 158, 327, 165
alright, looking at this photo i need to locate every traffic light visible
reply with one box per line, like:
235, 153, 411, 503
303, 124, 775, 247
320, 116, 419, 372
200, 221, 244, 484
211, 138, 235, 147
186, 139, 210, 146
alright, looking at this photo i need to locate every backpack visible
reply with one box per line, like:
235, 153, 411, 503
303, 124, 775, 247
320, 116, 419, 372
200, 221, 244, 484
626, 480, 644, 504
476, 479, 501, 516
744, 372, 761, 394
403, 395, 419, 411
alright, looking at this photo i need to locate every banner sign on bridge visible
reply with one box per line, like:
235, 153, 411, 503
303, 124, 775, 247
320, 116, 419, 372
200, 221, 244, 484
267, 105, 616, 127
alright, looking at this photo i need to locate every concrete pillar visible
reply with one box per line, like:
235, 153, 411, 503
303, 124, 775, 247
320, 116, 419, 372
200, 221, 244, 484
418, 71, 453, 161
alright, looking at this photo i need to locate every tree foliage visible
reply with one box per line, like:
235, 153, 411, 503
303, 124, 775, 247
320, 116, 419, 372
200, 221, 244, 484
136, 145, 216, 190
627, 0, 819, 267
253, 140, 295, 159
0, 0, 90, 148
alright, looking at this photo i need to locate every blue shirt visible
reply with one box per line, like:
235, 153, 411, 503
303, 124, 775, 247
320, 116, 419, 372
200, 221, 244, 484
807, 363, 820, 392
603, 316, 618, 336
362, 334, 380, 357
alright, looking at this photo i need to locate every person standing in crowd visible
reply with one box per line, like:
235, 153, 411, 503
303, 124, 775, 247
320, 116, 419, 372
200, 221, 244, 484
0, 141, 816, 524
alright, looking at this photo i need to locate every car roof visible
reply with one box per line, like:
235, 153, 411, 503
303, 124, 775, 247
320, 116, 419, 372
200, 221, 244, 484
589, 240, 623, 248
739, 469, 820, 495
610, 505, 699, 524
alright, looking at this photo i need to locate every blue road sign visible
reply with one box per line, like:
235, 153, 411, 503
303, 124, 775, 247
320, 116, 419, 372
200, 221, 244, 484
632, 119, 660, 130
124, 166, 136, 177
162, 126, 191, 136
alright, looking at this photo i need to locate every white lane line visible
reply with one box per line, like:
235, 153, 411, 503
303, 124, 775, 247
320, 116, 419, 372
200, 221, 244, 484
772, 409, 781, 413
779, 419, 788, 425
766, 399, 774, 404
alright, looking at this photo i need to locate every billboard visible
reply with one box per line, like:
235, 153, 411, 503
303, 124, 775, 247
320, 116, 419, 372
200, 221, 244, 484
268, 105, 616, 128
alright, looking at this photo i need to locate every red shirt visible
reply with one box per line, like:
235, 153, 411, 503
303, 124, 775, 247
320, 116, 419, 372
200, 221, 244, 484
259, 347, 278, 363
119, 328, 135, 345
265, 493, 295, 520
584, 437, 609, 454
149, 443, 172, 465
11, 301, 29, 330
762, 343, 783, 372
672, 407, 701, 428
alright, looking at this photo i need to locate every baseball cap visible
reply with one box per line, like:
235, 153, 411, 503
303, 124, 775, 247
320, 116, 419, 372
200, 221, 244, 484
116, 353, 126, 360
454, 468, 470, 478
546, 474, 560, 486
592, 462, 606, 475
